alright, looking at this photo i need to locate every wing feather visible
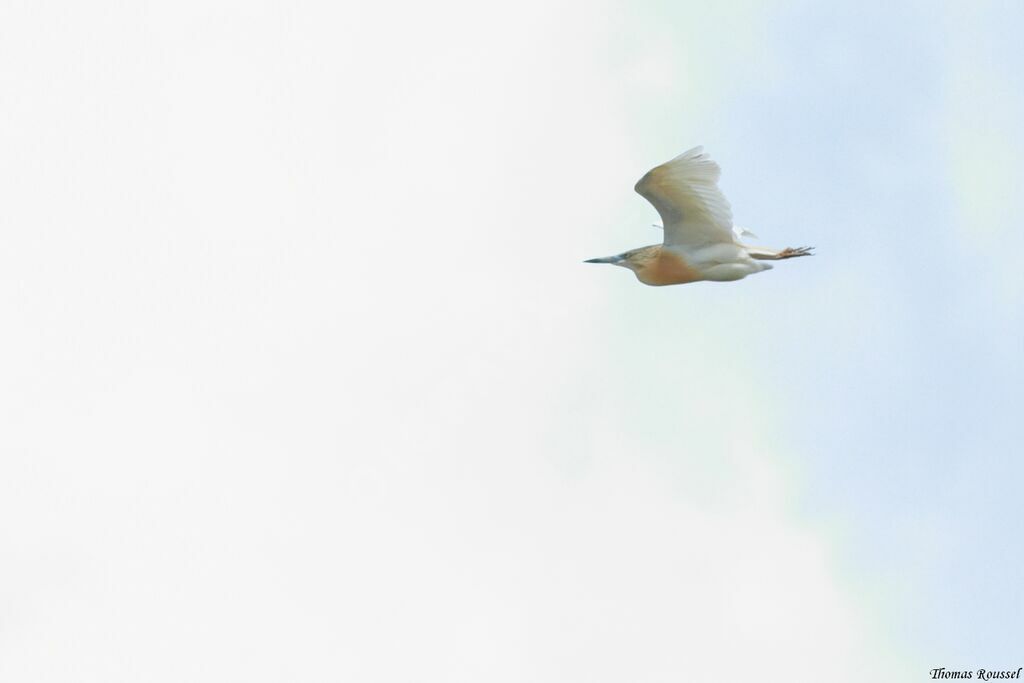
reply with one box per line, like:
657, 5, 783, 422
634, 146, 737, 249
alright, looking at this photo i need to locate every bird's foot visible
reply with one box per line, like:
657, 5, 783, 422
778, 246, 814, 258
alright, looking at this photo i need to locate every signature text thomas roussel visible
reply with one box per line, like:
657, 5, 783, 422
930, 669, 1023, 680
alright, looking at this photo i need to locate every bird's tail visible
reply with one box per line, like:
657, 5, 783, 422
745, 245, 814, 260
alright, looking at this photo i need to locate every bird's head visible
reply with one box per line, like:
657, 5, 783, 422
584, 246, 659, 274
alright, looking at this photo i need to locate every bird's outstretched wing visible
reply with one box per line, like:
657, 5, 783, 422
634, 146, 737, 249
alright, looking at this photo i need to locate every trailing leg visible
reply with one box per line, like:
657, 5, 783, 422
745, 245, 814, 260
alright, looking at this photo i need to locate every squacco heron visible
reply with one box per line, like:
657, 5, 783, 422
586, 146, 812, 285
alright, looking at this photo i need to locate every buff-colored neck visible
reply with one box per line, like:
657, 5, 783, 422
632, 246, 703, 286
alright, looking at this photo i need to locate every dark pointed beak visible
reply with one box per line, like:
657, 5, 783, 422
584, 255, 622, 264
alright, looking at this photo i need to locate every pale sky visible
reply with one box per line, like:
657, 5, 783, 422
2, 1, 1021, 680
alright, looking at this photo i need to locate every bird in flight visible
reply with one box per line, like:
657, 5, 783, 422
585, 146, 812, 286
